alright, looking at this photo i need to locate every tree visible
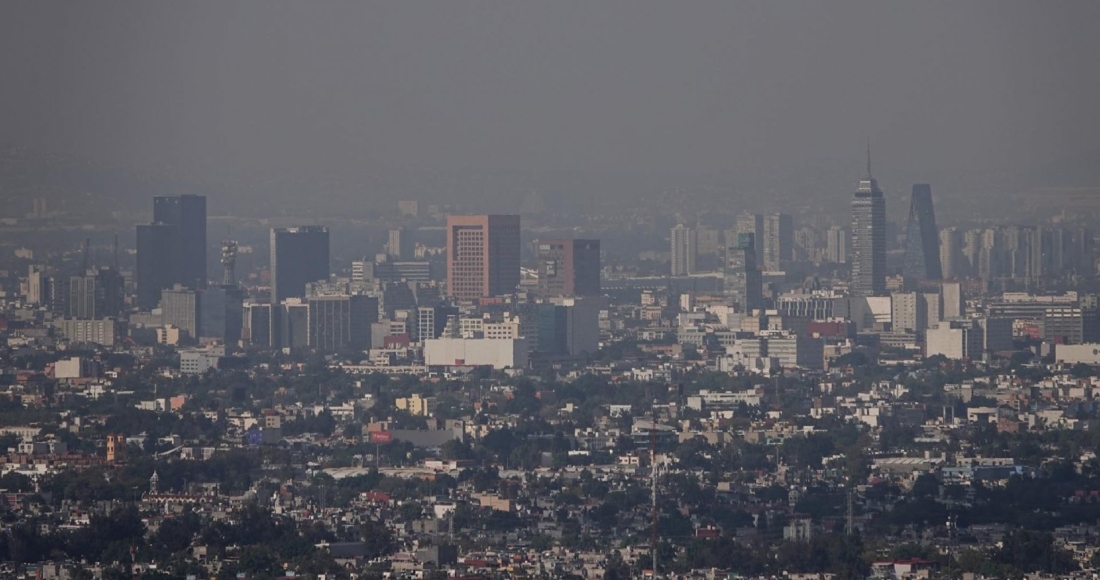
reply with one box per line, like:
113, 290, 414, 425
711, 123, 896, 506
835, 352, 870, 367
439, 439, 475, 460
0, 471, 34, 492
359, 520, 395, 559
67, 506, 145, 562
910, 474, 940, 498
1071, 362, 1094, 379
995, 528, 1077, 574
238, 545, 280, 576
150, 510, 202, 557
604, 551, 632, 580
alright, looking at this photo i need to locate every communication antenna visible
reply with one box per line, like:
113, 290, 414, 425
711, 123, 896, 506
650, 402, 660, 578
113, 232, 119, 270
221, 240, 238, 286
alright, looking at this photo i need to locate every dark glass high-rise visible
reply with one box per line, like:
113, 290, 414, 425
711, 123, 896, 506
902, 183, 942, 285
154, 194, 207, 289
135, 222, 179, 310
270, 226, 330, 347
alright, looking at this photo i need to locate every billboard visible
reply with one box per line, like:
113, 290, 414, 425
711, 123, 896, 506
370, 430, 392, 444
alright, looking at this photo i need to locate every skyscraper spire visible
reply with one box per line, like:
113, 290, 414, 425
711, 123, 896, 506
866, 139, 872, 178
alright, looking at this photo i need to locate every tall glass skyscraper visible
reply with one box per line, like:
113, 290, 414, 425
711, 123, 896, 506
135, 222, 178, 310
271, 226, 330, 347
902, 183, 942, 285
153, 194, 207, 288
136, 195, 207, 310
851, 159, 886, 296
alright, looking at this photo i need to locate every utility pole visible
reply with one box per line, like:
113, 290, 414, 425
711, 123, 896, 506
846, 487, 854, 536
947, 513, 957, 578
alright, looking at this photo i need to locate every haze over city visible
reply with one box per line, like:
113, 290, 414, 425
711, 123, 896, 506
4, 3, 1100, 580
2, 1, 1100, 218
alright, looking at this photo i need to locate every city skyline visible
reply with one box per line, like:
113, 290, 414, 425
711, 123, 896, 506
3, 4, 1100, 577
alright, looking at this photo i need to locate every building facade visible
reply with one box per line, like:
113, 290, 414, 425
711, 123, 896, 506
136, 222, 179, 310
446, 215, 521, 300
671, 224, 696, 276
851, 170, 887, 296
762, 213, 793, 272
724, 233, 763, 311
901, 183, 942, 284
536, 238, 601, 299
271, 226, 330, 347
153, 194, 207, 289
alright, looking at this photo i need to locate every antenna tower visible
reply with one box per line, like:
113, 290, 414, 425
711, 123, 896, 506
651, 402, 659, 578
221, 240, 238, 286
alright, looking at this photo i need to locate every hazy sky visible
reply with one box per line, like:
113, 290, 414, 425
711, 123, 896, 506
2, 1, 1099, 209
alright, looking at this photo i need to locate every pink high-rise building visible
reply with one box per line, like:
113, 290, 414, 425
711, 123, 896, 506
446, 215, 521, 300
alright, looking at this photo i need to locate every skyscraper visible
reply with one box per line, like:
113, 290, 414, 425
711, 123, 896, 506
136, 195, 206, 310
826, 226, 848, 264
199, 285, 244, 345
153, 195, 207, 288
850, 155, 887, 296
901, 184, 942, 285
939, 228, 962, 280
762, 213, 793, 271
136, 222, 179, 310
26, 265, 47, 306
446, 215, 521, 300
536, 239, 601, 299
307, 294, 377, 352
271, 226, 331, 347
962, 229, 982, 277
670, 224, 696, 276
724, 232, 762, 311
387, 227, 414, 260
271, 227, 331, 305
735, 213, 765, 264
68, 268, 124, 319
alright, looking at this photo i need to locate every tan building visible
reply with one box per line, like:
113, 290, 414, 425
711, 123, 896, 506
396, 393, 437, 417
446, 215, 521, 300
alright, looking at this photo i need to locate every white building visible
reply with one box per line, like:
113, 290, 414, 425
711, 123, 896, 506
180, 351, 221, 375
767, 335, 826, 370
54, 356, 95, 379
922, 292, 943, 330
55, 318, 120, 346
424, 337, 529, 369
670, 224, 696, 276
1055, 343, 1100, 365
926, 320, 983, 360
942, 282, 965, 319
686, 390, 763, 410
891, 292, 926, 333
